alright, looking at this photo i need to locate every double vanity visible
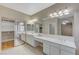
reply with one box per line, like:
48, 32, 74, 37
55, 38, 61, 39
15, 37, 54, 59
21, 31, 76, 55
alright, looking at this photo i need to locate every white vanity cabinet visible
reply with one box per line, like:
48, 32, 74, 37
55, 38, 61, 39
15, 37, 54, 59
43, 40, 60, 55
60, 45, 76, 55
61, 50, 74, 55
26, 34, 38, 47
43, 40, 76, 55
49, 42, 60, 55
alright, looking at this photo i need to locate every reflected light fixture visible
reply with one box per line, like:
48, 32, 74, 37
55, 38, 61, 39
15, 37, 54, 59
32, 19, 38, 22
62, 20, 69, 25
27, 18, 38, 24
49, 8, 71, 18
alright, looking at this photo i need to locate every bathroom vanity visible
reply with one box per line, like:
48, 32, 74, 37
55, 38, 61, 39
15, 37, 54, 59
21, 32, 76, 55
21, 14, 76, 55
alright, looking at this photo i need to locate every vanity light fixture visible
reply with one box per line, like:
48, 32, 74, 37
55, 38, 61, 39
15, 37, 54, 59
49, 8, 71, 18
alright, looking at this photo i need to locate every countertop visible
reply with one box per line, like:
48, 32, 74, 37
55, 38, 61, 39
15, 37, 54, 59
2, 39, 14, 42
26, 31, 76, 49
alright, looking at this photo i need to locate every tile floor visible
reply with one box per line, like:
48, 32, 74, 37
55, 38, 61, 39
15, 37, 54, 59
0, 43, 43, 55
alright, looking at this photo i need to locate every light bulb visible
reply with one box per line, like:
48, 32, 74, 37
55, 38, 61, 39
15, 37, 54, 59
58, 11, 63, 16
63, 9, 70, 15
49, 13, 54, 18
53, 12, 58, 17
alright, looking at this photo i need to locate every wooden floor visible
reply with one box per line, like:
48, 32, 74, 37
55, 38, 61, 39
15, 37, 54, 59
0, 43, 43, 55
2, 40, 14, 50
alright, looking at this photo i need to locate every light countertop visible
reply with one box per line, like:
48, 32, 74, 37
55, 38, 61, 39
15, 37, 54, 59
26, 31, 76, 49
2, 39, 14, 42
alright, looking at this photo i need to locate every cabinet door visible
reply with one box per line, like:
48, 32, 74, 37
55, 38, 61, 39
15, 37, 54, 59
61, 45, 75, 54
26, 35, 37, 47
21, 34, 26, 42
61, 45, 76, 55
43, 41, 50, 55
50, 45, 60, 55
26, 35, 33, 45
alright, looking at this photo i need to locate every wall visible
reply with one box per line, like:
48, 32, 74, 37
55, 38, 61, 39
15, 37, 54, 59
74, 11, 79, 54
0, 5, 30, 21
31, 3, 78, 19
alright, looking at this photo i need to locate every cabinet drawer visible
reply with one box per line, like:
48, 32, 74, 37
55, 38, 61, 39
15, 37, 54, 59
49, 42, 60, 48
61, 50, 75, 55
61, 45, 75, 53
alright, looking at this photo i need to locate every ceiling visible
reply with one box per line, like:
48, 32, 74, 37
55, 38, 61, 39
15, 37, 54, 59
0, 3, 54, 15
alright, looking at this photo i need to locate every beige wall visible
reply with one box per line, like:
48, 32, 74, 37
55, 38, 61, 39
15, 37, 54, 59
0, 5, 30, 21
30, 3, 79, 36
74, 10, 79, 48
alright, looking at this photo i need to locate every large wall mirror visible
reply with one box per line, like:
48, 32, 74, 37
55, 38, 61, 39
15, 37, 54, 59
27, 24, 34, 32
42, 15, 73, 36
57, 16, 73, 36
